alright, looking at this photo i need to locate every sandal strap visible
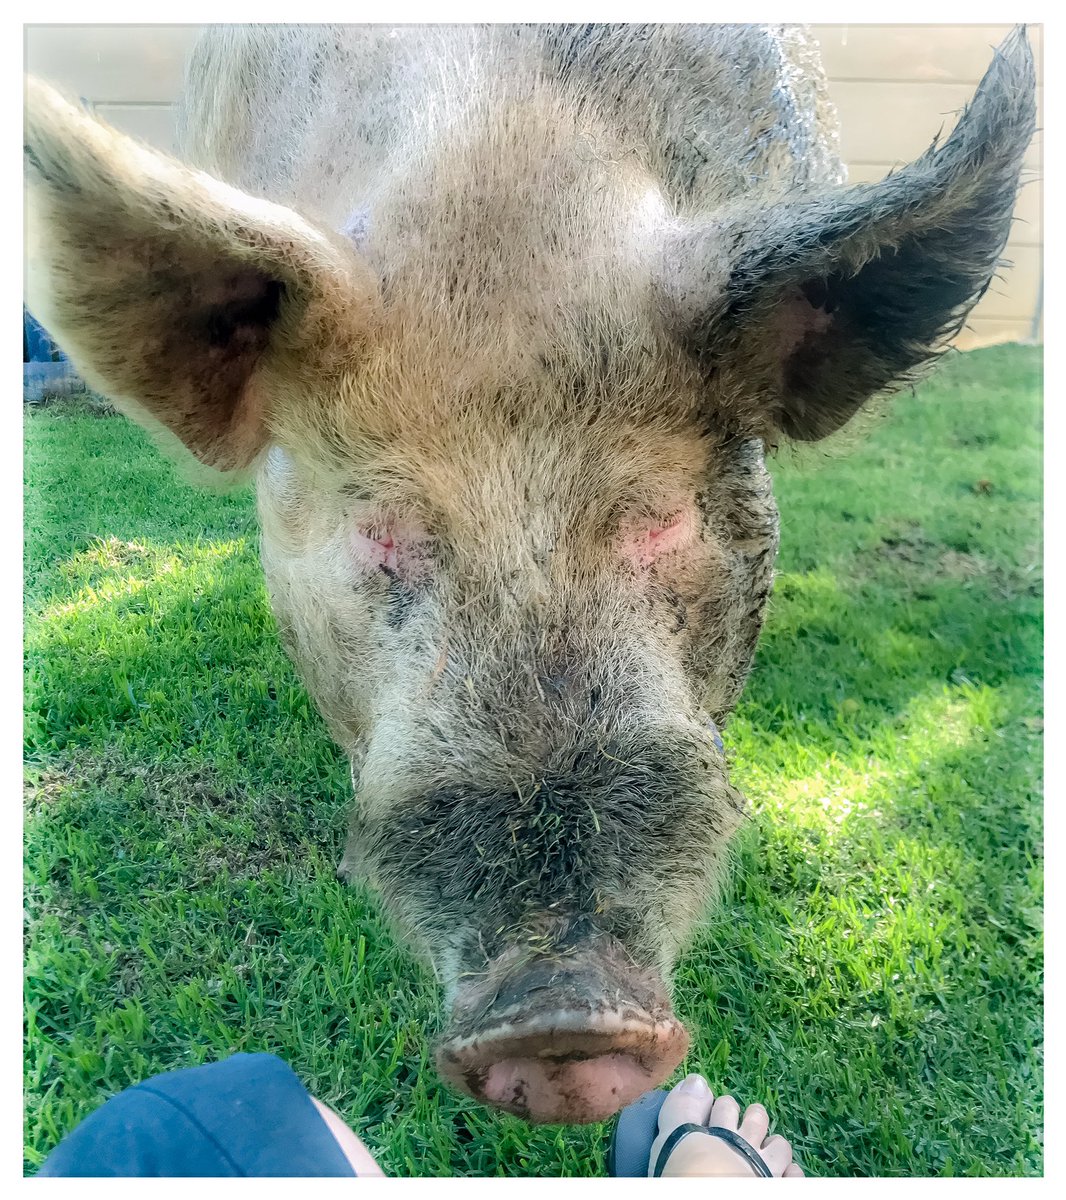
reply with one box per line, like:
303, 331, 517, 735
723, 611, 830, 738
653, 1122, 774, 1178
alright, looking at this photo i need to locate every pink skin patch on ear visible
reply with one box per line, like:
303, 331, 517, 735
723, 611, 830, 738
776, 286, 834, 356
620, 502, 698, 570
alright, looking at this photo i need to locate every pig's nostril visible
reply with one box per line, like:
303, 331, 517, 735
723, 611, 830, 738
479, 1051, 658, 1125
438, 937, 689, 1123
436, 1008, 689, 1124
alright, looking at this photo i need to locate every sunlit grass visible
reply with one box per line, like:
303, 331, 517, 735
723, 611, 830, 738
759, 688, 992, 832
24, 346, 1041, 1176
39, 536, 245, 620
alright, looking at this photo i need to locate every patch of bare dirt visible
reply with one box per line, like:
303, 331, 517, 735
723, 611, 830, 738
867, 525, 1040, 598
25, 752, 341, 884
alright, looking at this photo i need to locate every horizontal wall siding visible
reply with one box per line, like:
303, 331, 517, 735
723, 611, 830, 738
974, 246, 1041, 321
25, 23, 1042, 346
827, 80, 1042, 169
810, 23, 1043, 84
955, 319, 1037, 351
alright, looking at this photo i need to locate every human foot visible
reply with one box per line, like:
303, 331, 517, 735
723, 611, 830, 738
648, 1074, 804, 1177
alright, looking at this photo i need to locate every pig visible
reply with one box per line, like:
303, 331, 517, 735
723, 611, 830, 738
24, 24, 1035, 1124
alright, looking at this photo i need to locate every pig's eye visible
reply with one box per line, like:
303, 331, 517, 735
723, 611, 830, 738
351, 525, 400, 572
349, 516, 434, 585
620, 503, 698, 569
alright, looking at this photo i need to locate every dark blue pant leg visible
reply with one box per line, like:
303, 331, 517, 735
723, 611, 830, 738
37, 1053, 357, 1177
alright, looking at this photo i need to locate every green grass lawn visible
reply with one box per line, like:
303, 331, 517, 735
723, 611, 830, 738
23, 345, 1042, 1177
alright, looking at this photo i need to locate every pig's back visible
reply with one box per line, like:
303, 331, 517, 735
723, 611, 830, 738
541, 25, 844, 203
176, 23, 844, 229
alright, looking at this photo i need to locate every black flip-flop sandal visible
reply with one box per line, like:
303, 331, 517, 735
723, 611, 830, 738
608, 1091, 774, 1178
651, 1123, 774, 1177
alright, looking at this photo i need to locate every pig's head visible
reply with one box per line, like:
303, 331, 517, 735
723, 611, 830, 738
24, 30, 1034, 1123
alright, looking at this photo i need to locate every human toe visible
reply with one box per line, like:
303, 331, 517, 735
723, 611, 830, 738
706, 1093, 741, 1131
758, 1133, 796, 1176
656, 1073, 715, 1135
738, 1101, 770, 1149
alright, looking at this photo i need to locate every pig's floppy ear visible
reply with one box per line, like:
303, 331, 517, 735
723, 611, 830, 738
663, 27, 1036, 443
24, 77, 378, 471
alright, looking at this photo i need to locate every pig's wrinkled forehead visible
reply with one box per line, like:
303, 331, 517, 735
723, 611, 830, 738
299, 393, 717, 522
292, 300, 719, 475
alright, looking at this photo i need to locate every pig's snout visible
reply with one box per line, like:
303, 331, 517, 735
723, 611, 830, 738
435, 940, 689, 1124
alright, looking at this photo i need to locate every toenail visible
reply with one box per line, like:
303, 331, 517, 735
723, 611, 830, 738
678, 1073, 711, 1096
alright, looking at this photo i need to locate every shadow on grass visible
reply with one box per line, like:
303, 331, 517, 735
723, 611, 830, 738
24, 533, 346, 794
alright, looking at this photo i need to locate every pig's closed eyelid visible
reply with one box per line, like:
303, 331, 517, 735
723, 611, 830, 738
350, 525, 398, 569
618, 500, 698, 569
647, 510, 686, 534
348, 513, 439, 582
